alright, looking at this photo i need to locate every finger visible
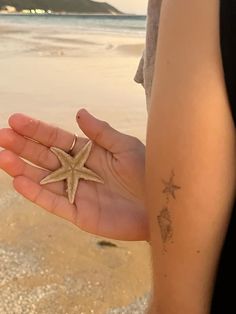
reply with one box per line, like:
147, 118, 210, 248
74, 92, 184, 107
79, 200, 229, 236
76, 108, 138, 154
13, 176, 77, 224
8, 113, 76, 151
0, 128, 60, 170
0, 150, 66, 196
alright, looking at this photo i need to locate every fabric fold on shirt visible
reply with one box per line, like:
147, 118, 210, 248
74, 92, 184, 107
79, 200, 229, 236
134, 0, 162, 111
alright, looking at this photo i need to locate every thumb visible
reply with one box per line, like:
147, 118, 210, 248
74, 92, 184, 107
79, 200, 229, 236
76, 108, 133, 153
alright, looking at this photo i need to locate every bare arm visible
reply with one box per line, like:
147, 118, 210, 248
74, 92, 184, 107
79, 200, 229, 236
146, 0, 236, 313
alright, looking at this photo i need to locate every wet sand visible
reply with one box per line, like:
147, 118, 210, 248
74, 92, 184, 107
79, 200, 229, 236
0, 22, 151, 313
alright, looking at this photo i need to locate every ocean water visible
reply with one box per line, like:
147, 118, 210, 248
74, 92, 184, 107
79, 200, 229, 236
0, 14, 146, 37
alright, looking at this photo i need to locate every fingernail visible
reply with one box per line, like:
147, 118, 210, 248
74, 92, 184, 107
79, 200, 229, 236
77, 108, 87, 121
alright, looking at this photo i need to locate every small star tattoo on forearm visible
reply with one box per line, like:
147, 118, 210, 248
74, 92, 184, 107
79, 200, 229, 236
162, 169, 181, 203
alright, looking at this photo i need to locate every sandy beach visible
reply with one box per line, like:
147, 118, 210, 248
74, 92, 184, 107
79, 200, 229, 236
0, 17, 151, 314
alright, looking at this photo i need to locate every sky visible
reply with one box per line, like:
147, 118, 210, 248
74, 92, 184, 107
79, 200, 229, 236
96, 0, 148, 14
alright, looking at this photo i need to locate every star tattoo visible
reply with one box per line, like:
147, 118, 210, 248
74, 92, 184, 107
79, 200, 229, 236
162, 169, 181, 201
40, 140, 104, 204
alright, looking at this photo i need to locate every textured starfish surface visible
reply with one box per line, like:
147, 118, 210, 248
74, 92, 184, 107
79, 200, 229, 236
40, 140, 104, 204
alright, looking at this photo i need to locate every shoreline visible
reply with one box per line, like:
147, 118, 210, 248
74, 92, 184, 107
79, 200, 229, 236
0, 12, 146, 16
0, 20, 145, 58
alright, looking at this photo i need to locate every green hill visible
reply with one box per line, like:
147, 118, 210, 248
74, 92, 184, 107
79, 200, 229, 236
0, 0, 122, 14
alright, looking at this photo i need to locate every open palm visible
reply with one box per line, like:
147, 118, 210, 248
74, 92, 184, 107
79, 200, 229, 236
0, 109, 148, 240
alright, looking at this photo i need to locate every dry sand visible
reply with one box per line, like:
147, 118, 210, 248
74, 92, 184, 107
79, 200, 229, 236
0, 22, 151, 313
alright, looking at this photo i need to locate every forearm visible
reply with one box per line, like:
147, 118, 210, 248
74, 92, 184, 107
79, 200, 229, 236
146, 180, 215, 314
144, 0, 236, 312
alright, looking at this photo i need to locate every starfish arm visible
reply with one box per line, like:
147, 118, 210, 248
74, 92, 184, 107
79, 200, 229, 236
171, 192, 176, 199
40, 167, 68, 185
162, 187, 169, 193
79, 167, 104, 184
74, 140, 93, 167
67, 172, 80, 204
173, 185, 181, 189
50, 147, 74, 167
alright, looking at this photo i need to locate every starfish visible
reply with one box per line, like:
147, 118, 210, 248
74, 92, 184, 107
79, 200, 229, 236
40, 140, 104, 204
162, 170, 181, 201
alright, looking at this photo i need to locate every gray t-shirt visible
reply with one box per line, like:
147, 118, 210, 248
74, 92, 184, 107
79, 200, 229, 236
134, 0, 162, 111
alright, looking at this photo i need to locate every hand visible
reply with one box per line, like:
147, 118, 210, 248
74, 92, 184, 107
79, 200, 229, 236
0, 109, 148, 241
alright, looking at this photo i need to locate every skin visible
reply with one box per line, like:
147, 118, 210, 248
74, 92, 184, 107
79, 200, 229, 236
146, 0, 236, 313
0, 108, 148, 241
